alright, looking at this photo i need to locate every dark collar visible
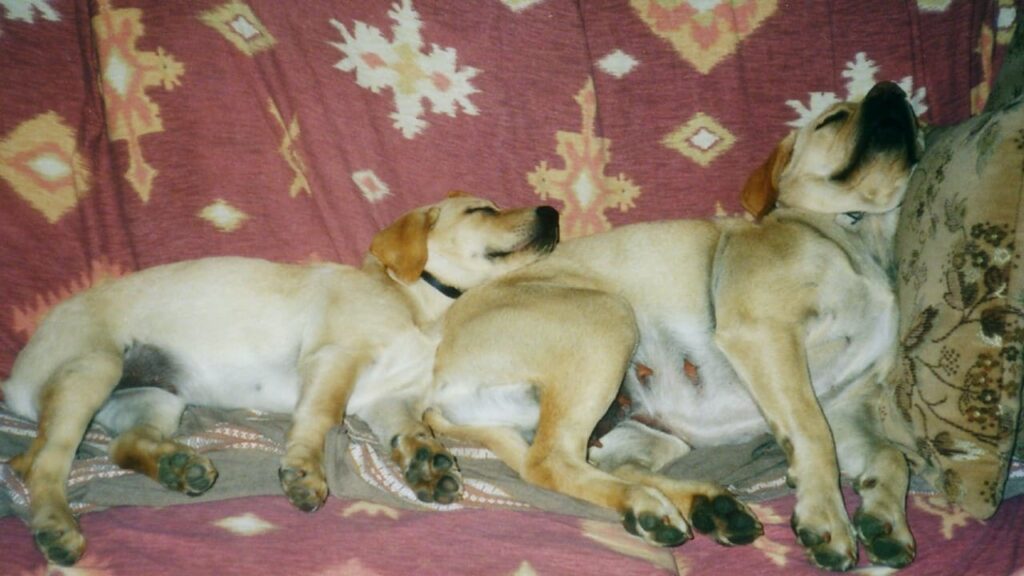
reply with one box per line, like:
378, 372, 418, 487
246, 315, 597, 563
420, 270, 463, 299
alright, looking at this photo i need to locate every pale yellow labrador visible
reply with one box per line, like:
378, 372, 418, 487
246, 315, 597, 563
424, 82, 920, 571
2, 193, 559, 566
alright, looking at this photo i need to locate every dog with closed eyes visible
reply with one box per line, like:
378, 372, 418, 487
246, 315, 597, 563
2, 193, 559, 566
421, 82, 921, 571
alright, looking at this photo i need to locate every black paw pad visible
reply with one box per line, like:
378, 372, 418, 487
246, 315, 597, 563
691, 494, 763, 546
158, 451, 217, 495
400, 440, 463, 505
621, 510, 689, 546
811, 547, 855, 572
855, 510, 914, 568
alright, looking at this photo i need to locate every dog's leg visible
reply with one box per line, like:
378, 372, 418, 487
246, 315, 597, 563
424, 407, 529, 472
589, 422, 762, 546
95, 388, 217, 496
520, 379, 695, 547
279, 347, 367, 512
716, 325, 857, 571
9, 351, 122, 566
589, 419, 692, 472
828, 389, 915, 568
426, 402, 693, 547
362, 400, 462, 505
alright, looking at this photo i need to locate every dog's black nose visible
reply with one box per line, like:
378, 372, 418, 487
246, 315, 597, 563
865, 81, 907, 102
536, 205, 559, 228
534, 205, 560, 246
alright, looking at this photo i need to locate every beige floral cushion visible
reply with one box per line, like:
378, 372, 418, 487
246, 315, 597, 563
883, 97, 1024, 518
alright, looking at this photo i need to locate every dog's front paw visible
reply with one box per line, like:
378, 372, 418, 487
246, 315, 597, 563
791, 509, 858, 571
278, 464, 328, 512
854, 508, 915, 568
392, 432, 462, 505
157, 449, 218, 495
690, 493, 763, 546
621, 486, 692, 547
32, 509, 85, 566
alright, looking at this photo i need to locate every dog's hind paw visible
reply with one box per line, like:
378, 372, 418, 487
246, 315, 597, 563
392, 432, 462, 505
854, 509, 915, 568
157, 450, 218, 495
279, 465, 328, 512
621, 486, 693, 547
622, 510, 691, 546
690, 493, 763, 546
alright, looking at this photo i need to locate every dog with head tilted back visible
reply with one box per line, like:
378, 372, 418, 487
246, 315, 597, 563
2, 193, 559, 566
421, 82, 921, 571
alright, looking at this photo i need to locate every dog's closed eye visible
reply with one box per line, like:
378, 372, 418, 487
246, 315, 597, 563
815, 109, 850, 130
465, 206, 498, 216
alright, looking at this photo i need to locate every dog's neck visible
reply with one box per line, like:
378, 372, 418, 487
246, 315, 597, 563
362, 257, 458, 326
834, 208, 901, 281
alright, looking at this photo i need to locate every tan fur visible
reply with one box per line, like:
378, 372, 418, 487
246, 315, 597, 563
2, 194, 559, 566
425, 82, 921, 570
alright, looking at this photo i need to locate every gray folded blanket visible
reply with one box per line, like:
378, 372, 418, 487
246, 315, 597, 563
0, 404, 958, 522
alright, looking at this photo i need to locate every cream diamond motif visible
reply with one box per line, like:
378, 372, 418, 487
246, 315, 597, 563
213, 512, 276, 536
688, 127, 719, 151
28, 153, 71, 181
230, 15, 260, 39
352, 169, 390, 203
572, 171, 597, 209
104, 48, 132, 96
597, 49, 638, 79
500, 0, 545, 11
199, 199, 249, 232
662, 113, 735, 167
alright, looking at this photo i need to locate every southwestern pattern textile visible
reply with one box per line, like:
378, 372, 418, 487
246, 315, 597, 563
2, 0, 1023, 574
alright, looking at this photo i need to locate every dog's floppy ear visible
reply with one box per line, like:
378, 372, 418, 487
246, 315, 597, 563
370, 207, 439, 283
741, 133, 794, 220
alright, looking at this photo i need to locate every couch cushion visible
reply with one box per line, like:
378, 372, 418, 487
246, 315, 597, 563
885, 94, 1024, 518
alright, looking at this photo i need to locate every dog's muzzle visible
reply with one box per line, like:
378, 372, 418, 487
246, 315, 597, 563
832, 81, 919, 183
859, 81, 919, 162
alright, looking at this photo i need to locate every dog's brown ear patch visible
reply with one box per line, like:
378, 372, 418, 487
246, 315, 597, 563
371, 208, 437, 283
741, 133, 794, 220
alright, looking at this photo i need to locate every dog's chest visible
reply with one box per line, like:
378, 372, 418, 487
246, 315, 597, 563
803, 267, 898, 398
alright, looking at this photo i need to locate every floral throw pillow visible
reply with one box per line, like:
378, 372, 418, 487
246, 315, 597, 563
883, 97, 1024, 519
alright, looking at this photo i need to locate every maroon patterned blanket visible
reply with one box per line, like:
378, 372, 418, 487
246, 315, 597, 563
2, 0, 1021, 573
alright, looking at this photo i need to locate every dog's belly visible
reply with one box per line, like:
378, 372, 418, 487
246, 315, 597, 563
131, 339, 304, 413
627, 275, 898, 448
625, 324, 768, 447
